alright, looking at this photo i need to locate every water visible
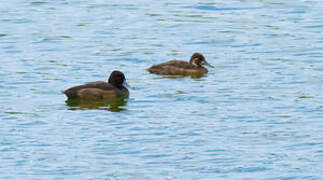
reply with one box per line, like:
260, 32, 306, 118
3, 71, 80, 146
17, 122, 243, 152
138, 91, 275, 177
1, 0, 323, 179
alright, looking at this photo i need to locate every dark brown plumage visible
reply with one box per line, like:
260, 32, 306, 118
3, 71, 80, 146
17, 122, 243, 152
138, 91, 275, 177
62, 71, 129, 100
147, 53, 213, 77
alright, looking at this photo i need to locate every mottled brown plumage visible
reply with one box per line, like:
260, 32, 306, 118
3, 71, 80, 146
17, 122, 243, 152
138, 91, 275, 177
147, 53, 213, 77
62, 71, 129, 100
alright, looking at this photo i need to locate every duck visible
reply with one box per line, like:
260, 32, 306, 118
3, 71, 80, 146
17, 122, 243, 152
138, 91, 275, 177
147, 53, 213, 77
62, 70, 129, 100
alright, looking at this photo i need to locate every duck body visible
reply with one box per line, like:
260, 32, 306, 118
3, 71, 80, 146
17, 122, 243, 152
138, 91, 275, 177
147, 60, 208, 76
62, 71, 129, 100
62, 81, 129, 99
147, 53, 213, 77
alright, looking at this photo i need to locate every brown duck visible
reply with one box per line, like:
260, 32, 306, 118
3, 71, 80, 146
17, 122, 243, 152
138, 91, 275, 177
62, 71, 129, 100
147, 53, 213, 77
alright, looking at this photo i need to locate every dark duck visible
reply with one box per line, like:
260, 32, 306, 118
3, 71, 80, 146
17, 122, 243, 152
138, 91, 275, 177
147, 53, 213, 77
62, 71, 129, 100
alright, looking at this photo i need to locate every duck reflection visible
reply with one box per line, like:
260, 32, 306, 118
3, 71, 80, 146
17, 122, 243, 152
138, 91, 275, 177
65, 97, 127, 112
154, 74, 205, 79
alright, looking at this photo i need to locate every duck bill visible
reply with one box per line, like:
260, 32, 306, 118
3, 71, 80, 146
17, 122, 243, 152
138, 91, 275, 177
204, 61, 214, 68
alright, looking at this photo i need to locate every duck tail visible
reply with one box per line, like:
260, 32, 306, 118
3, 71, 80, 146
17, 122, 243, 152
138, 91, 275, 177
61, 88, 79, 99
146, 67, 154, 73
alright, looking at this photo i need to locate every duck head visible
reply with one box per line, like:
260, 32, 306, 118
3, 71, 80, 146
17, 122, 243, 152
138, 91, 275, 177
108, 70, 127, 89
189, 53, 214, 68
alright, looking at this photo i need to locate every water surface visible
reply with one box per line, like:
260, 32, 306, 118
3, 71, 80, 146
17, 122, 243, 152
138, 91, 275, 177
1, 0, 323, 179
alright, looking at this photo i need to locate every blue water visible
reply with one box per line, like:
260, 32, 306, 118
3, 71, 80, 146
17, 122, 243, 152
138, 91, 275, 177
1, 0, 323, 179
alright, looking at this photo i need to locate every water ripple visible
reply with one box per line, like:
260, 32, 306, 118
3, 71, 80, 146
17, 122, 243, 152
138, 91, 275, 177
0, 0, 323, 179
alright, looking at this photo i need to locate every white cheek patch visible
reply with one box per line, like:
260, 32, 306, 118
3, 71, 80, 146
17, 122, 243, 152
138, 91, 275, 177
192, 58, 199, 66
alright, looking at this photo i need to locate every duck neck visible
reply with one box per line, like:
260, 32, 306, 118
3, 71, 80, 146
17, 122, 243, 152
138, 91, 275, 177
108, 80, 122, 89
115, 83, 124, 89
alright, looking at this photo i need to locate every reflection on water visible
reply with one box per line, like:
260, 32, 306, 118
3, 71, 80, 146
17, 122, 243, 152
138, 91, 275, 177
153, 74, 205, 79
65, 98, 127, 112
